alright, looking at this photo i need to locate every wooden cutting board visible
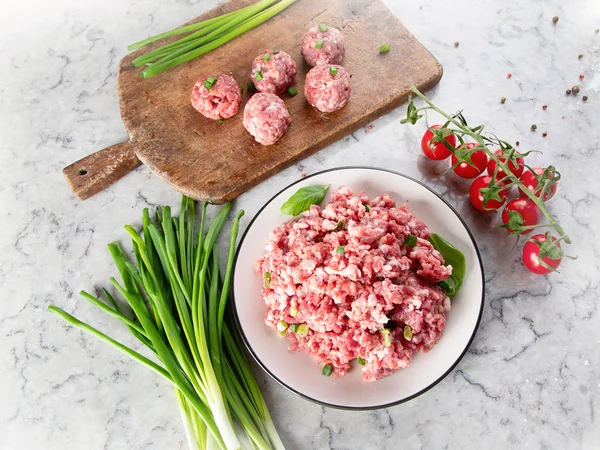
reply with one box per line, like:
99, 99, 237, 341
64, 0, 442, 203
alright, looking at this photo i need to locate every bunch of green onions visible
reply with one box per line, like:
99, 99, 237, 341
129, 0, 298, 78
48, 197, 284, 450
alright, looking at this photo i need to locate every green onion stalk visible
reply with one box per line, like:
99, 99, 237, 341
48, 197, 285, 450
128, 0, 298, 78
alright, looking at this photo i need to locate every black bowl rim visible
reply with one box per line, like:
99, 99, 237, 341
231, 166, 485, 411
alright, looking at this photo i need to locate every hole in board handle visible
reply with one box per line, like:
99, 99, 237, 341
78, 169, 88, 176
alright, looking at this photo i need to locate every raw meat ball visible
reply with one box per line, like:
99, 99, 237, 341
304, 64, 351, 113
301, 24, 346, 67
250, 49, 297, 95
243, 93, 291, 145
190, 74, 242, 120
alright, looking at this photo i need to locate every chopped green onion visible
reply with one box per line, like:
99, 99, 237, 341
255, 68, 263, 81
318, 23, 329, 32
336, 246, 345, 255
329, 65, 338, 76
265, 271, 271, 287
357, 357, 366, 366
273, 49, 280, 54
278, 330, 287, 338
297, 324, 309, 336
332, 220, 346, 232
379, 43, 391, 54
379, 328, 391, 347
315, 39, 324, 49
203, 76, 218, 90
287, 86, 298, 96
322, 364, 333, 376
216, 118, 224, 123
262, 53, 271, 61
404, 234, 418, 247
290, 323, 299, 332
290, 307, 298, 317
247, 81, 256, 91
277, 320, 288, 332
404, 325, 413, 341
364, 204, 371, 212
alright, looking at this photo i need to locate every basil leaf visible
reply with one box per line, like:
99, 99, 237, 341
404, 234, 417, 247
428, 233, 466, 297
280, 185, 330, 216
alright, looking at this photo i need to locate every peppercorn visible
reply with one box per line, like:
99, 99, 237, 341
507, 73, 512, 79
579, 74, 585, 80
531, 124, 537, 131
500, 97, 506, 104
454, 41, 460, 48
542, 132, 548, 137
542, 105, 547, 110
566, 89, 572, 95
578, 54, 584, 59
583, 95, 588, 102
552, 16, 559, 24
516, 141, 520, 146
572, 85, 580, 94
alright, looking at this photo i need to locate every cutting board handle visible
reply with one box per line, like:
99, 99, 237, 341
63, 141, 141, 200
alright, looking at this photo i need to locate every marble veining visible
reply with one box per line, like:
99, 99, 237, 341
1, 0, 599, 449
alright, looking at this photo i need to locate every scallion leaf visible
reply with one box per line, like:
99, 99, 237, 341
318, 23, 329, 32
255, 68, 263, 81
315, 39, 324, 49
203, 75, 218, 90
364, 204, 371, 212
297, 324, 309, 336
247, 81, 256, 91
290, 323, 299, 332
265, 271, 271, 287
379, 328, 391, 347
262, 53, 271, 61
290, 307, 298, 317
404, 325, 413, 341
332, 220, 346, 232
329, 65, 338, 76
404, 234, 418, 247
322, 364, 333, 376
336, 246, 345, 255
357, 357, 366, 366
277, 320, 288, 332
287, 86, 298, 96
379, 43, 391, 54
273, 49, 280, 54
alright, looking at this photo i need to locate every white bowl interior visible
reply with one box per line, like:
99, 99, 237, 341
233, 168, 484, 408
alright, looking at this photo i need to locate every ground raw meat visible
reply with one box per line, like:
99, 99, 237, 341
243, 93, 291, 145
255, 186, 453, 381
301, 25, 346, 67
304, 64, 351, 113
251, 49, 297, 95
190, 74, 242, 120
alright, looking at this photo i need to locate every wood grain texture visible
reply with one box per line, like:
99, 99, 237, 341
115, 0, 443, 203
63, 141, 140, 200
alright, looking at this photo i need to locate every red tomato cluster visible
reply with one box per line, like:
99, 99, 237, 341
420, 125, 561, 274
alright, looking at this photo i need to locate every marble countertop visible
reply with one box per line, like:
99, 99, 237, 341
2, 0, 599, 448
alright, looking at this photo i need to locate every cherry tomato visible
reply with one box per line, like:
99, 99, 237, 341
487, 149, 524, 179
420, 125, 456, 160
522, 234, 562, 275
518, 167, 557, 201
501, 198, 541, 234
451, 143, 488, 179
469, 175, 509, 212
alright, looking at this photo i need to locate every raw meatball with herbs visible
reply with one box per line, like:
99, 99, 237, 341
243, 93, 291, 146
190, 74, 242, 120
301, 23, 346, 67
250, 49, 297, 95
304, 64, 351, 113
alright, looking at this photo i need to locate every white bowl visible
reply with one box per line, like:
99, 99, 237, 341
232, 167, 484, 409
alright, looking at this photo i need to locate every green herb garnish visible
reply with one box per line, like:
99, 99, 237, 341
364, 204, 371, 212
428, 233, 466, 297
318, 23, 329, 32
287, 86, 298, 96
403, 325, 413, 341
357, 357, 366, 366
379, 329, 391, 347
247, 81, 256, 91
280, 185, 330, 216
329, 65, 338, 76
315, 39, 324, 49
273, 49, 281, 54
379, 43, 391, 54
262, 53, 271, 61
322, 364, 333, 376
297, 324, 309, 336
203, 76, 218, 90
265, 271, 271, 287
332, 220, 346, 232
290, 323, 299, 332
255, 68, 263, 81
336, 246, 345, 255
404, 234, 418, 247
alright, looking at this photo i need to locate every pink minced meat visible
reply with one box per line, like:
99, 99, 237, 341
255, 186, 453, 381
251, 49, 297, 95
304, 64, 351, 113
301, 25, 346, 67
243, 93, 291, 145
190, 74, 242, 120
